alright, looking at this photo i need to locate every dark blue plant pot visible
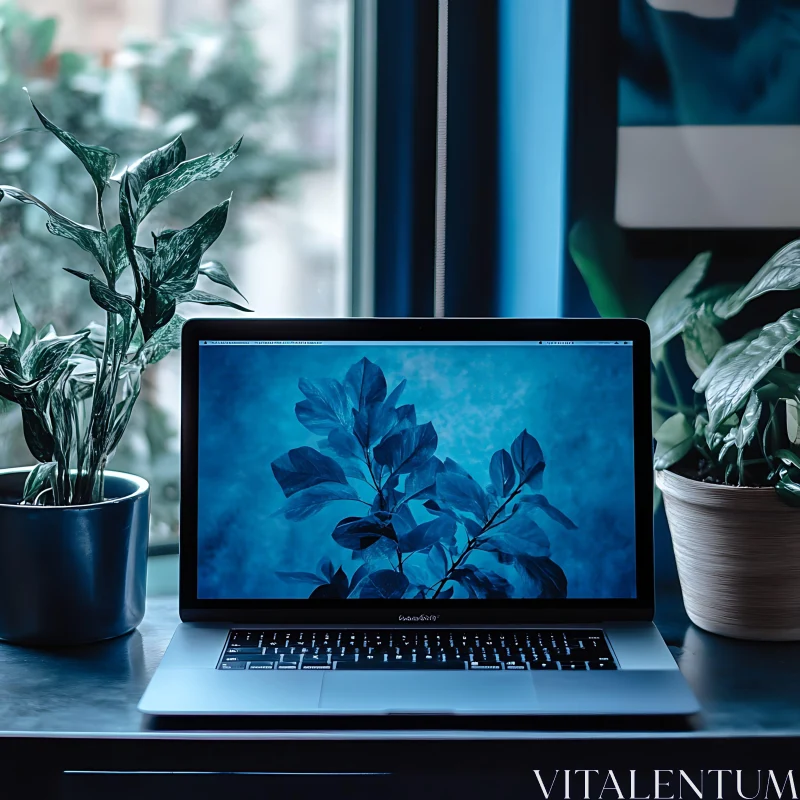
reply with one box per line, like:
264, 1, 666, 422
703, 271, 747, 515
0, 468, 149, 645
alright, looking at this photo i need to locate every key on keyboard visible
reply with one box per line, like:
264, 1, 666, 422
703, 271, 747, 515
217, 629, 617, 670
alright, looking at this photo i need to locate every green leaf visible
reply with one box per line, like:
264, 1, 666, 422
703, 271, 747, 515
682, 314, 724, 379
775, 449, 800, 471
646, 252, 710, 351
115, 135, 187, 201
48, 369, 74, 504
10, 295, 36, 356
38, 323, 56, 340
694, 413, 708, 441
735, 392, 762, 451
713, 239, 800, 320
693, 330, 760, 394
63, 268, 93, 282
65, 355, 97, 401
27, 94, 118, 196
567, 218, 642, 318
118, 173, 140, 289
0, 127, 44, 146
30, 18, 57, 61
0, 346, 30, 394
127, 323, 145, 357
22, 462, 57, 504
138, 314, 186, 365
65, 269, 137, 316
107, 224, 130, 282
199, 260, 247, 301
150, 199, 231, 299
140, 290, 176, 342
762, 368, 800, 399
135, 137, 242, 223
178, 289, 251, 313
775, 468, 800, 508
653, 412, 693, 470
0, 186, 108, 270
88, 279, 136, 316
106, 370, 141, 454
718, 428, 738, 462
706, 412, 739, 454
20, 332, 87, 380
706, 310, 800, 432
21, 407, 54, 463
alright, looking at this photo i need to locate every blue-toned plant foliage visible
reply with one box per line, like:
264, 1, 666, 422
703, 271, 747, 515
272, 358, 578, 600
0, 96, 249, 506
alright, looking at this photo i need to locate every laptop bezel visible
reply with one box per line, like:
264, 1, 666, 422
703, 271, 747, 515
178, 317, 655, 623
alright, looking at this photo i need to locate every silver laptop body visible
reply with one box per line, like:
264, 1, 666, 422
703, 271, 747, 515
139, 318, 699, 717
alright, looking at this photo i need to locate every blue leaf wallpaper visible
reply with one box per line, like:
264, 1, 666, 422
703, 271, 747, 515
197, 344, 637, 600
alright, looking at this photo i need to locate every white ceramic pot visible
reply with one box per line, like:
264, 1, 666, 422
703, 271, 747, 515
656, 469, 800, 641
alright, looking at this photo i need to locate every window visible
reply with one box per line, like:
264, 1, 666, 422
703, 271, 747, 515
0, 0, 352, 545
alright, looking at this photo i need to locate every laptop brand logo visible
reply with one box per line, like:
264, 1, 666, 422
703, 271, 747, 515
398, 614, 439, 623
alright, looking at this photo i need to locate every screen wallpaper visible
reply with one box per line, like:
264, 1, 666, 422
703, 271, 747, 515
197, 343, 637, 601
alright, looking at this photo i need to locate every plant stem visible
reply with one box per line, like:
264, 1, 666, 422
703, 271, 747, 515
771, 401, 781, 454
76, 310, 117, 504
429, 483, 525, 598
653, 400, 680, 414
661, 354, 688, 411
695, 438, 713, 462
761, 402, 778, 470
96, 192, 106, 235
361, 445, 386, 511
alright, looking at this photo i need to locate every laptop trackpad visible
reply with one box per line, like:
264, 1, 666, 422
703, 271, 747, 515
320, 671, 538, 713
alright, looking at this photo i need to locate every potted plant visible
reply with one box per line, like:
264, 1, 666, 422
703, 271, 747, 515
571, 220, 800, 640
0, 95, 249, 644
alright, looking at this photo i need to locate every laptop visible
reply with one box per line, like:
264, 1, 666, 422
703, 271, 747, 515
138, 318, 700, 717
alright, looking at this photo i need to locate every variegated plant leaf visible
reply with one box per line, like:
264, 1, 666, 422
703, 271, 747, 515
713, 240, 800, 320
178, 289, 250, 313
137, 314, 186, 366
0, 186, 108, 272
199, 260, 247, 301
22, 462, 58, 504
135, 137, 241, 223
113, 135, 186, 200
149, 198, 231, 298
706, 310, 800, 432
27, 93, 118, 197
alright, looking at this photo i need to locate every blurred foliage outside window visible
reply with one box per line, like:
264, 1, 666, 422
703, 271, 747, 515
0, 0, 351, 543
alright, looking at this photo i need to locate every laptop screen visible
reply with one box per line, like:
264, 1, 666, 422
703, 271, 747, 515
196, 340, 637, 601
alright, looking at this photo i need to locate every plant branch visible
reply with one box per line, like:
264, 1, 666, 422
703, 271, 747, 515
95, 189, 107, 235
653, 400, 680, 414
361, 445, 384, 507
695, 437, 713, 462
430, 482, 526, 598
661, 353, 688, 411
761, 401, 778, 470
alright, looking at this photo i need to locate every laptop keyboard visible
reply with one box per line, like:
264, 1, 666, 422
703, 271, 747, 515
217, 629, 617, 671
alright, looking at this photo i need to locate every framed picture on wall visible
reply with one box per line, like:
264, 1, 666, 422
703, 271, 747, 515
566, 0, 800, 269
617, 0, 800, 231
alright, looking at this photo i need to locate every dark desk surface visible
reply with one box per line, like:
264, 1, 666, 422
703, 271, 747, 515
0, 584, 798, 774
